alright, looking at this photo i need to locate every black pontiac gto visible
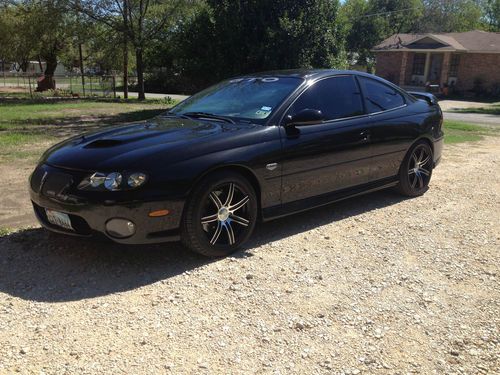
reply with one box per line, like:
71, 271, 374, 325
30, 70, 443, 257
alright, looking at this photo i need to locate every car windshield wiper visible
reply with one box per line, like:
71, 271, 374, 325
182, 112, 235, 124
162, 112, 192, 119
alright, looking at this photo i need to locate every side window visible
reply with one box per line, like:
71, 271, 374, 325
288, 76, 364, 121
358, 77, 405, 113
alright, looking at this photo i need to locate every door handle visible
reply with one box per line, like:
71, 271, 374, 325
360, 130, 371, 142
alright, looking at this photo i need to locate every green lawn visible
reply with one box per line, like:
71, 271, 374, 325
0, 98, 176, 163
443, 120, 497, 144
0, 98, 495, 164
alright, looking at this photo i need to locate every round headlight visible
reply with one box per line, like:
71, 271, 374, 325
104, 172, 122, 191
90, 172, 106, 187
127, 173, 147, 188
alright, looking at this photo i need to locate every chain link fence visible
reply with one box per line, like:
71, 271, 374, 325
0, 72, 137, 99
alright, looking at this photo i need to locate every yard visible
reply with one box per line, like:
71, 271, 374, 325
0, 98, 175, 164
0, 97, 498, 374
0, 97, 497, 229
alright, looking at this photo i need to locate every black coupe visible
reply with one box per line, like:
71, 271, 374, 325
30, 70, 443, 257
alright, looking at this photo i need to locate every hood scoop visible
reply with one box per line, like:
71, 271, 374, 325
84, 139, 124, 148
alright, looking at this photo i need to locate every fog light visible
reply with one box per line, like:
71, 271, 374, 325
105, 218, 136, 238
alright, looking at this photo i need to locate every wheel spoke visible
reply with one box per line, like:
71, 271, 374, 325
223, 222, 235, 245
408, 168, 415, 176
412, 152, 419, 166
419, 168, 430, 176
224, 183, 235, 206
230, 196, 249, 212
230, 214, 249, 227
411, 175, 418, 188
210, 221, 223, 245
418, 148, 425, 163
209, 192, 223, 209
417, 173, 424, 188
201, 213, 218, 224
420, 154, 431, 166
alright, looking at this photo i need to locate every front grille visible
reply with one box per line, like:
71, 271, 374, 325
32, 202, 92, 236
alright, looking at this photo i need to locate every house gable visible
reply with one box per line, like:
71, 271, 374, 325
407, 36, 449, 50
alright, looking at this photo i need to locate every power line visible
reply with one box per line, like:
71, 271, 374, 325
359, 6, 421, 19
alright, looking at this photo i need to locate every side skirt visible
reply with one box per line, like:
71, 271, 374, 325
261, 177, 398, 221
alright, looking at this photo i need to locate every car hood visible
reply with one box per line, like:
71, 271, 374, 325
42, 115, 264, 171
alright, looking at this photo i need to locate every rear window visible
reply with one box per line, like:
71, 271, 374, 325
358, 77, 405, 113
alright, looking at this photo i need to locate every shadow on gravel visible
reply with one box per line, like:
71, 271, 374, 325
0, 189, 407, 302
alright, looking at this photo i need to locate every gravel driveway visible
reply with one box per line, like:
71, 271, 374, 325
0, 137, 499, 374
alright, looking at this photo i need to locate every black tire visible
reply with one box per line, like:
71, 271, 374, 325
181, 171, 258, 257
396, 141, 434, 197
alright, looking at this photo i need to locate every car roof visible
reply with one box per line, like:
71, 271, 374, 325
239, 69, 378, 80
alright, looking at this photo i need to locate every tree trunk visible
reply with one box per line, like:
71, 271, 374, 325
37, 56, 43, 73
37, 52, 57, 91
135, 47, 145, 100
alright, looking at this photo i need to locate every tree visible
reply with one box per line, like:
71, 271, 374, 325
73, 0, 196, 100
342, 0, 423, 68
481, 0, 500, 31
174, 0, 347, 90
0, 0, 75, 89
415, 0, 483, 32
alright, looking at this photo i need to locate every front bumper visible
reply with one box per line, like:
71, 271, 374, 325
30, 164, 184, 244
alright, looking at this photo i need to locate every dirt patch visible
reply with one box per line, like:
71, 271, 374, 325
0, 137, 499, 374
0, 86, 28, 93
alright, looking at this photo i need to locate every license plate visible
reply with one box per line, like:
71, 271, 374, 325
45, 209, 73, 231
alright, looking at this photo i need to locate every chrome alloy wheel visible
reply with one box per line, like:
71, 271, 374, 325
408, 145, 432, 189
200, 183, 250, 246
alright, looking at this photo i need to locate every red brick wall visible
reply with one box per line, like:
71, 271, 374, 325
375, 52, 403, 84
404, 52, 415, 85
455, 53, 500, 92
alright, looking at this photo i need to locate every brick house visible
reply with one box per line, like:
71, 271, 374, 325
372, 30, 500, 93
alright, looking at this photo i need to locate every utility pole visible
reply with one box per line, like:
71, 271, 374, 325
78, 42, 86, 97
123, 0, 129, 99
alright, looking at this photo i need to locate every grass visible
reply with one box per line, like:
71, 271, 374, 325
0, 95, 495, 164
0, 227, 13, 237
450, 102, 500, 115
0, 97, 177, 164
443, 120, 497, 144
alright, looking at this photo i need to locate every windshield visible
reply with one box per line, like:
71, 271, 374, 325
170, 76, 303, 124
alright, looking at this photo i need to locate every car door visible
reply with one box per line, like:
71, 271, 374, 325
279, 75, 373, 205
356, 76, 416, 181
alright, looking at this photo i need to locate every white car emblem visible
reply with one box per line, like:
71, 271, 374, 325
266, 163, 278, 171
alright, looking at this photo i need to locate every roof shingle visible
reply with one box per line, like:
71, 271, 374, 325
373, 30, 500, 53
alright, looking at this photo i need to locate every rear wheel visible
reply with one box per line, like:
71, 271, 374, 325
181, 171, 257, 257
396, 141, 433, 197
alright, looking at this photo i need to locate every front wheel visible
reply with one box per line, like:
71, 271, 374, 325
181, 171, 258, 257
396, 141, 434, 197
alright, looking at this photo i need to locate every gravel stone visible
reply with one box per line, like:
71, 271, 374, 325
0, 137, 498, 374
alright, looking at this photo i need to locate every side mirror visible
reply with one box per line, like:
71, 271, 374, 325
285, 109, 324, 127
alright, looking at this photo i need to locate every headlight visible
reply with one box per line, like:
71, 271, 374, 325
78, 171, 147, 191
104, 172, 122, 191
127, 173, 147, 188
90, 172, 106, 187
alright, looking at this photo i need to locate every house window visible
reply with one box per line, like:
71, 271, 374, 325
411, 53, 426, 75
449, 54, 460, 77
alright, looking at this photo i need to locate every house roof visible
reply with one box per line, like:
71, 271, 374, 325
373, 30, 500, 53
